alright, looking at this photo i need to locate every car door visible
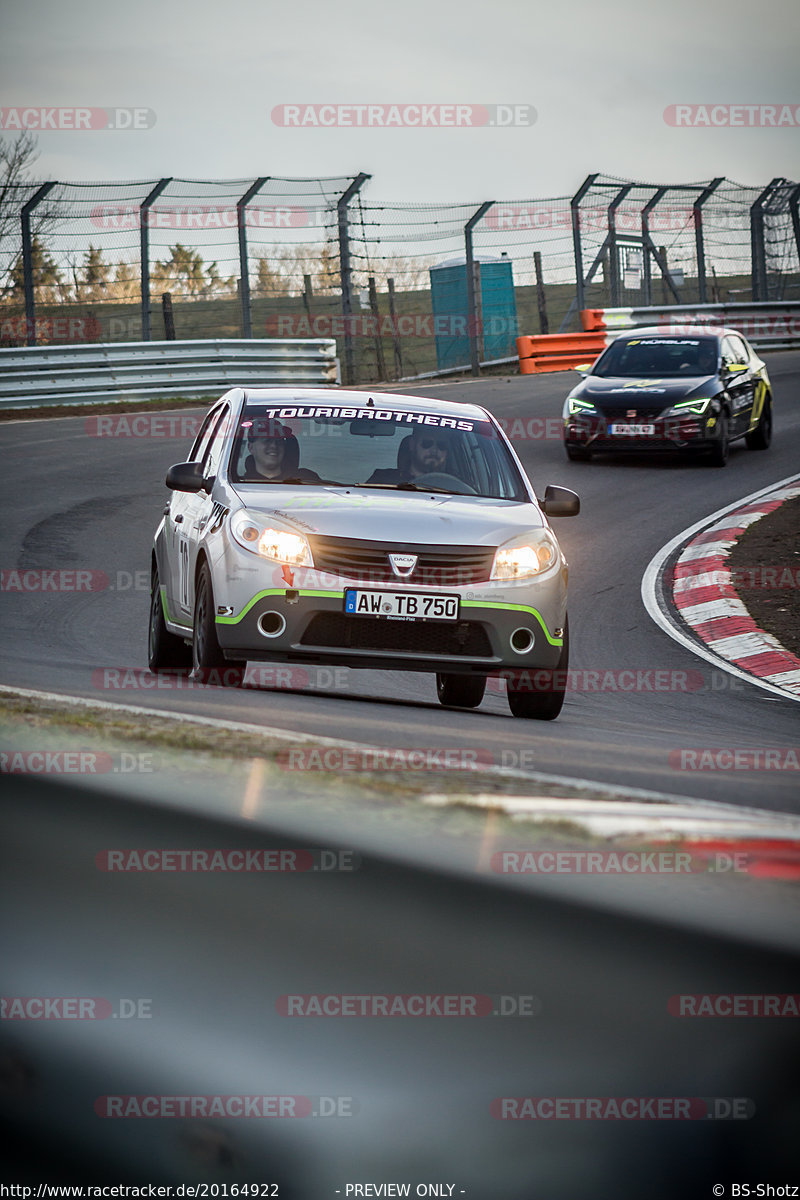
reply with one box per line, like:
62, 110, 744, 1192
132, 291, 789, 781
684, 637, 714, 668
721, 334, 755, 437
165, 404, 226, 623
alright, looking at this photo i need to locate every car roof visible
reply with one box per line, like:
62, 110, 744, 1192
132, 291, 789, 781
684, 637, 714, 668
239, 387, 491, 422
610, 326, 730, 342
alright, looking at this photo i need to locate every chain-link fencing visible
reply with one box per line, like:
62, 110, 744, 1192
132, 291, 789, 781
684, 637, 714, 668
1, 170, 798, 384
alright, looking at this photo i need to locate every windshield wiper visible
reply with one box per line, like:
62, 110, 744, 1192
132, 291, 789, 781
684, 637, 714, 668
354, 482, 457, 494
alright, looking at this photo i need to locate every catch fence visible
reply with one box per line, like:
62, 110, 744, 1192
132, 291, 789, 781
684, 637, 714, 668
1, 171, 798, 385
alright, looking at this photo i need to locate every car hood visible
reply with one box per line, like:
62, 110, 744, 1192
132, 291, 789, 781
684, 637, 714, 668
230, 484, 546, 546
570, 374, 718, 405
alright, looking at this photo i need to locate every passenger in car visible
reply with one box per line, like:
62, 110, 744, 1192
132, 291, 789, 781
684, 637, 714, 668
242, 419, 321, 482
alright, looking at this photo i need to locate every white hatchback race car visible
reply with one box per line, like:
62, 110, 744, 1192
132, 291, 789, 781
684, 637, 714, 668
149, 388, 579, 719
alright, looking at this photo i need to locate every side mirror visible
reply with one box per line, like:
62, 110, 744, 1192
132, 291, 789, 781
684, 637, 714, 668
165, 461, 207, 493
541, 484, 580, 518
573, 363, 592, 374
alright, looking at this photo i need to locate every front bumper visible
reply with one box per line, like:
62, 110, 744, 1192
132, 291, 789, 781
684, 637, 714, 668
564, 412, 720, 453
214, 577, 567, 675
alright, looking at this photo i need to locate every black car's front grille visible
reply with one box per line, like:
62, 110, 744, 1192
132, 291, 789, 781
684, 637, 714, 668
300, 612, 493, 657
595, 404, 667, 421
310, 536, 496, 587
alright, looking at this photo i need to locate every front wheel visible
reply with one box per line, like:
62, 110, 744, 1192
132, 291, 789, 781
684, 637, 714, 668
436, 673, 487, 709
566, 445, 591, 462
507, 618, 569, 720
708, 412, 729, 467
745, 398, 772, 450
191, 562, 246, 686
148, 565, 191, 672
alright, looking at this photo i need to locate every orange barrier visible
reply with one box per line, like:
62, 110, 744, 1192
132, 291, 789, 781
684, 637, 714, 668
579, 309, 605, 332
515, 331, 608, 374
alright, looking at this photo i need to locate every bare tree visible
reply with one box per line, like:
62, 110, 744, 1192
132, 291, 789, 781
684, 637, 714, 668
0, 132, 56, 297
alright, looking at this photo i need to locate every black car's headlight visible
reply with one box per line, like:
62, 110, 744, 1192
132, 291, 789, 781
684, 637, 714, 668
567, 397, 597, 415
230, 511, 313, 566
664, 397, 713, 418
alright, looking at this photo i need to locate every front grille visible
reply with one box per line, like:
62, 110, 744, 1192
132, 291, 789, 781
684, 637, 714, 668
300, 612, 493, 657
596, 404, 667, 421
310, 536, 495, 587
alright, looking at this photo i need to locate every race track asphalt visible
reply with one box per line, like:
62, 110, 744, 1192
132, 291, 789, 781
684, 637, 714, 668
1, 351, 798, 811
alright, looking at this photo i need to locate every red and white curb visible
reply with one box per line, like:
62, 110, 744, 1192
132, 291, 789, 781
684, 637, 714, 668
642, 473, 800, 703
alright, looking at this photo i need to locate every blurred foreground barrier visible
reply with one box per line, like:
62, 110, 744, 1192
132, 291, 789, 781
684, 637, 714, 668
580, 302, 800, 350
516, 331, 610, 374
0, 338, 340, 408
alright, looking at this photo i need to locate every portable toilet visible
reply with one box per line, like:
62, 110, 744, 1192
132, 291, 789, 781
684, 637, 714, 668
429, 254, 518, 371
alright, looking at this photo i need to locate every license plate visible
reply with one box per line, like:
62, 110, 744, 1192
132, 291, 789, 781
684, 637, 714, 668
608, 423, 656, 436
344, 589, 459, 621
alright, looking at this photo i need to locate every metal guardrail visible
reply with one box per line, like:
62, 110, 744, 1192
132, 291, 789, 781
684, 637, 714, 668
580, 301, 800, 350
0, 338, 340, 408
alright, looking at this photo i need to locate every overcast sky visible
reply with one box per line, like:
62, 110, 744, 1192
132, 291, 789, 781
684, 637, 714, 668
1, 0, 798, 201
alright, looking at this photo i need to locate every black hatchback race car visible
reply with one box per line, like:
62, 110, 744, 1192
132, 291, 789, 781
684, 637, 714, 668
562, 326, 773, 466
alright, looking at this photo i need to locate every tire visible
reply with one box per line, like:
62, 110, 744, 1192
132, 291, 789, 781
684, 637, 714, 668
708, 412, 729, 467
148, 564, 191, 672
566, 445, 591, 462
436, 673, 487, 709
507, 618, 569, 721
745, 397, 772, 451
191, 561, 246, 686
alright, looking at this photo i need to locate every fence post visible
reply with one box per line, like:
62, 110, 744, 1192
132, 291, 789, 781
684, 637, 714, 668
533, 251, 549, 334
20, 181, 56, 347
465, 201, 493, 376
368, 276, 386, 381
161, 293, 175, 340
751, 178, 784, 301
140, 178, 172, 342
693, 178, 723, 304
337, 172, 371, 385
641, 187, 667, 307
387, 278, 403, 379
606, 184, 633, 307
789, 185, 800, 282
237, 177, 269, 338
303, 274, 314, 318
570, 174, 598, 315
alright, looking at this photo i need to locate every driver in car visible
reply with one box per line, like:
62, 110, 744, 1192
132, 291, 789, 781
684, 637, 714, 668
367, 425, 456, 484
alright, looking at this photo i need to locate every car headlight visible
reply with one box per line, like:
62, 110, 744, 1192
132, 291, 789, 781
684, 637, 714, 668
665, 397, 712, 417
491, 535, 558, 581
230, 511, 313, 566
567, 397, 597, 415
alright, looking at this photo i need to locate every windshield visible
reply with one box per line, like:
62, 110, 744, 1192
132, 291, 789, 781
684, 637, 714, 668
228, 402, 528, 500
592, 336, 719, 378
